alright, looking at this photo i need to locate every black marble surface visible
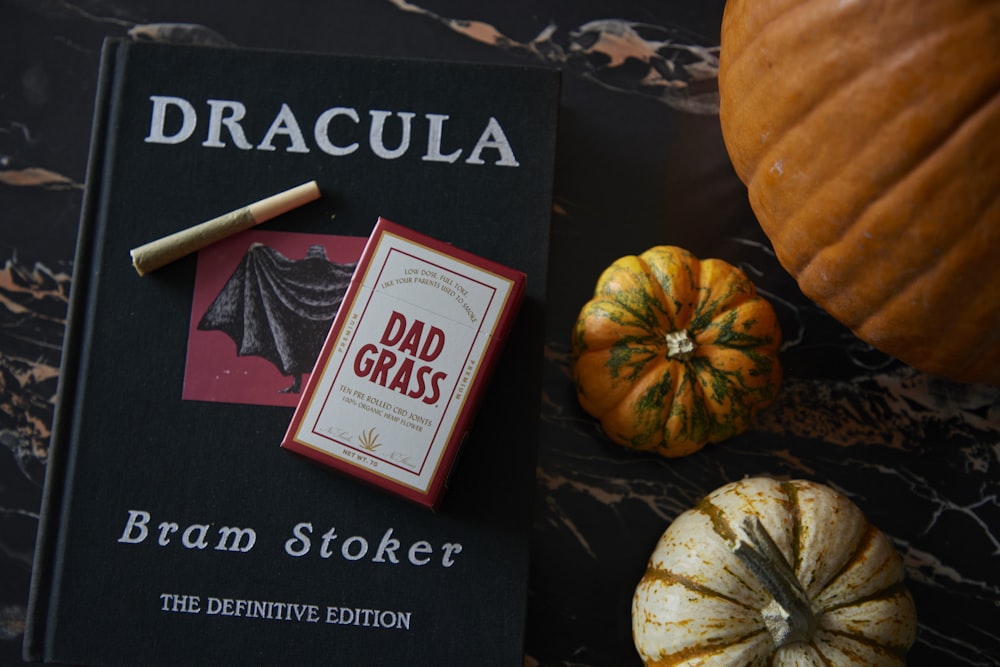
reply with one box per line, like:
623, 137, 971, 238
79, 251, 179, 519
2, 1, 999, 665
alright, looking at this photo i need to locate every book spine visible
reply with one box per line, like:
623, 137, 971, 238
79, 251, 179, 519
22, 37, 124, 663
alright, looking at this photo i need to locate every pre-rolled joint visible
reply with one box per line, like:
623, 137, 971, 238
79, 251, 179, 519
129, 180, 322, 276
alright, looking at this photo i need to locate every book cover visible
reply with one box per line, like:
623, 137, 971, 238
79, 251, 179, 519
24, 38, 558, 666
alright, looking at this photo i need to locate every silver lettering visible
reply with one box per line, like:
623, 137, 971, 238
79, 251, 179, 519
118, 509, 150, 544
144, 96, 196, 144
314, 107, 360, 155
202, 99, 252, 149
257, 103, 310, 153
369, 110, 415, 159
422, 113, 462, 163
466, 116, 519, 166
284, 521, 312, 557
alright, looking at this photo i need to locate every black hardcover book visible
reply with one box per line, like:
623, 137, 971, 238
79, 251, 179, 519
24, 38, 558, 666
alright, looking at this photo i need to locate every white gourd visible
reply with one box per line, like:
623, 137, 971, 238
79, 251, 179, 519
632, 477, 917, 666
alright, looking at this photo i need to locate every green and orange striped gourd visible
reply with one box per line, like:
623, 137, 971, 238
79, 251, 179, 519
572, 246, 782, 458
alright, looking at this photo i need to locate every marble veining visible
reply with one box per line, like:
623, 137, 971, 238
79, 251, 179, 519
387, 0, 721, 115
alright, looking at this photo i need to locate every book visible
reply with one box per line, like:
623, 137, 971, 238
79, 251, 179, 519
24, 38, 559, 666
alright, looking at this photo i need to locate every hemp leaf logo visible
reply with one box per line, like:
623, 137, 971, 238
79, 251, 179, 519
358, 427, 383, 451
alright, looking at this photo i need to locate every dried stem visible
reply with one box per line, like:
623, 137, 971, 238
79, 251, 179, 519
665, 329, 695, 360
731, 516, 816, 647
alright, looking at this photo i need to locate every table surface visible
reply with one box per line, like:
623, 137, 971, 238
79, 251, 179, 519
2, 1, 998, 665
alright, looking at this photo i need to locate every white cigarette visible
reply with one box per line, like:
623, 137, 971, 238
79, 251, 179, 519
130, 180, 322, 276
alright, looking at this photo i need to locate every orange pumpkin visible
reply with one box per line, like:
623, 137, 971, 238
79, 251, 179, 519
718, 0, 1000, 385
572, 246, 782, 457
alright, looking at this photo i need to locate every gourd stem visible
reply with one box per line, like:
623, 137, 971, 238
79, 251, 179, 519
665, 329, 695, 361
731, 517, 816, 648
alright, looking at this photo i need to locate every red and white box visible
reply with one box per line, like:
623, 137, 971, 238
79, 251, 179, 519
282, 217, 526, 508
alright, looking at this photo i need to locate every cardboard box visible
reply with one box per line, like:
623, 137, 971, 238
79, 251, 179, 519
282, 217, 526, 508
